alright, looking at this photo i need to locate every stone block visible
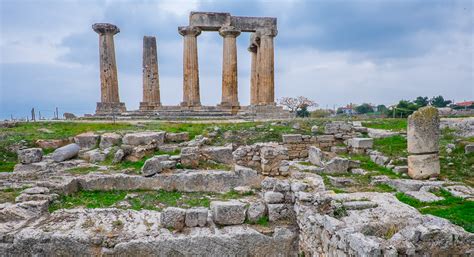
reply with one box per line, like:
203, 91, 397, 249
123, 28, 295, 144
405, 191, 444, 202
210, 200, 246, 225
35, 139, 70, 149
407, 106, 440, 154
282, 134, 302, 143
408, 153, 440, 179
74, 132, 100, 149
165, 132, 189, 143
185, 207, 208, 227
161, 207, 186, 230
141, 155, 170, 177
264, 191, 284, 203
180, 147, 201, 168
308, 146, 324, 166
323, 157, 350, 174
316, 135, 335, 143
267, 204, 295, 222
348, 138, 373, 149
393, 166, 408, 174
99, 133, 122, 149
330, 146, 348, 154
83, 149, 106, 163
465, 144, 474, 154
17, 148, 43, 164
51, 143, 80, 162
201, 145, 233, 164
246, 201, 267, 223
122, 131, 165, 146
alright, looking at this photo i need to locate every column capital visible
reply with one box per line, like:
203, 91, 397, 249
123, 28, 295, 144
219, 26, 241, 38
92, 23, 120, 35
257, 28, 278, 37
178, 26, 202, 37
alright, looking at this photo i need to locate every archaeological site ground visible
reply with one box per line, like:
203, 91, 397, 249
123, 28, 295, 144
1, 11, 473, 257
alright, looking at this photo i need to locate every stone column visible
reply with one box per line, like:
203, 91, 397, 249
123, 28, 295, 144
257, 28, 277, 105
407, 106, 440, 179
92, 23, 126, 114
179, 26, 201, 107
249, 33, 259, 106
140, 36, 161, 110
219, 26, 241, 107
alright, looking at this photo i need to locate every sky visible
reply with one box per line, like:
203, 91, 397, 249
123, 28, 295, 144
0, 0, 473, 119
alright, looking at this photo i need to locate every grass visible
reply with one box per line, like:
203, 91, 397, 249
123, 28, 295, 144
373, 135, 407, 157
246, 215, 270, 227
0, 162, 15, 172
439, 128, 474, 186
362, 119, 407, 131
396, 189, 474, 233
49, 189, 253, 212
154, 149, 181, 156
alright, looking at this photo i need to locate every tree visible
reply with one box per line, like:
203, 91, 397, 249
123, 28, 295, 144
393, 100, 419, 118
278, 96, 318, 113
296, 105, 310, 117
376, 104, 388, 114
414, 96, 429, 107
354, 103, 374, 114
430, 95, 452, 108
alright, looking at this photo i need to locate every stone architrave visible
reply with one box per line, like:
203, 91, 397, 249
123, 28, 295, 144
256, 28, 277, 105
179, 26, 202, 107
140, 36, 161, 110
249, 33, 259, 105
219, 26, 241, 107
92, 23, 126, 114
407, 106, 440, 179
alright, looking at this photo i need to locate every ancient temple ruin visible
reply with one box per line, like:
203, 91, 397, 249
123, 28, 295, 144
92, 12, 290, 118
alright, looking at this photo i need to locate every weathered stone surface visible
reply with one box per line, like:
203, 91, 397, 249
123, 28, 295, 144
328, 176, 355, 187
282, 134, 302, 143
342, 200, 378, 210
405, 191, 443, 202
246, 201, 267, 223
141, 155, 169, 177
185, 207, 208, 227
308, 146, 323, 167
112, 149, 125, 164
267, 204, 294, 222
393, 166, 408, 174
122, 131, 165, 146
99, 133, 122, 149
465, 144, 474, 154
201, 145, 233, 164
165, 132, 189, 143
367, 128, 399, 139
83, 149, 106, 163
261, 177, 291, 192
408, 153, 440, 179
260, 144, 289, 176
17, 148, 43, 164
161, 207, 186, 230
35, 139, 70, 149
180, 147, 201, 168
324, 121, 352, 134
407, 106, 440, 154
330, 146, 347, 154
444, 185, 474, 200
348, 138, 373, 149
23, 187, 50, 195
323, 157, 351, 174
74, 132, 100, 149
264, 191, 284, 203
51, 143, 81, 162
210, 200, 246, 225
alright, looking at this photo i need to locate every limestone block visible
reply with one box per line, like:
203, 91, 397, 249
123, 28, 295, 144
407, 106, 440, 154
348, 138, 373, 149
181, 147, 201, 168
185, 207, 208, 227
35, 139, 70, 149
282, 134, 302, 144
22, 187, 50, 195
201, 145, 233, 164
328, 176, 355, 187
122, 131, 165, 146
17, 148, 43, 164
367, 128, 398, 139
465, 144, 474, 154
393, 166, 408, 174
330, 146, 348, 154
210, 200, 246, 225
267, 204, 295, 222
99, 133, 122, 149
323, 157, 351, 174
308, 146, 324, 167
260, 145, 289, 175
112, 149, 125, 164
74, 132, 100, 149
83, 149, 106, 163
165, 132, 189, 143
246, 201, 267, 223
51, 143, 80, 162
141, 155, 170, 177
264, 191, 284, 203
405, 191, 443, 202
408, 153, 440, 179
161, 207, 186, 230
342, 201, 378, 210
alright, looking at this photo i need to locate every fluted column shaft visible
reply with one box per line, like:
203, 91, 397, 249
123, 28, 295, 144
141, 36, 161, 109
257, 28, 277, 105
249, 33, 259, 105
219, 26, 241, 107
179, 26, 201, 107
94, 24, 120, 103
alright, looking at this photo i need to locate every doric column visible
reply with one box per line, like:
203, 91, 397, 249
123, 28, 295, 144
140, 36, 161, 110
219, 26, 241, 107
257, 28, 278, 105
92, 23, 126, 114
249, 33, 259, 105
179, 26, 201, 107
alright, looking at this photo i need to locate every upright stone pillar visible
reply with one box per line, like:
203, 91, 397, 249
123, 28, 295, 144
249, 33, 259, 106
407, 106, 440, 179
179, 26, 201, 107
257, 28, 277, 105
92, 23, 126, 114
218, 26, 241, 107
140, 36, 161, 110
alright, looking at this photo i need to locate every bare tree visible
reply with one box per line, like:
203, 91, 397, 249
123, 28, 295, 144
278, 96, 318, 112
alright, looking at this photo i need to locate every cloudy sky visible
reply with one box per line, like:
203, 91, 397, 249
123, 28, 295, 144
1, 0, 473, 119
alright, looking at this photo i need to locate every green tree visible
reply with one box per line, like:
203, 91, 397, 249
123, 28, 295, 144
393, 100, 419, 118
430, 95, 452, 107
376, 104, 388, 114
354, 103, 374, 114
414, 96, 429, 107
296, 105, 310, 118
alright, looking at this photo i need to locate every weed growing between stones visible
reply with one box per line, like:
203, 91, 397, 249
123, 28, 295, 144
396, 189, 474, 233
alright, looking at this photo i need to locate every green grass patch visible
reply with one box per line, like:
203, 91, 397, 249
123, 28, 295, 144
362, 119, 407, 131
154, 149, 181, 156
49, 190, 127, 212
396, 190, 474, 233
373, 135, 407, 157
0, 162, 15, 172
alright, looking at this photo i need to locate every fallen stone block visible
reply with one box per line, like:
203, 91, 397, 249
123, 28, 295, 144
210, 200, 246, 225
99, 133, 122, 149
308, 146, 324, 166
122, 131, 165, 146
51, 143, 81, 162
17, 148, 43, 164
264, 191, 284, 204
348, 138, 373, 149
141, 155, 170, 177
165, 132, 189, 143
74, 132, 100, 150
